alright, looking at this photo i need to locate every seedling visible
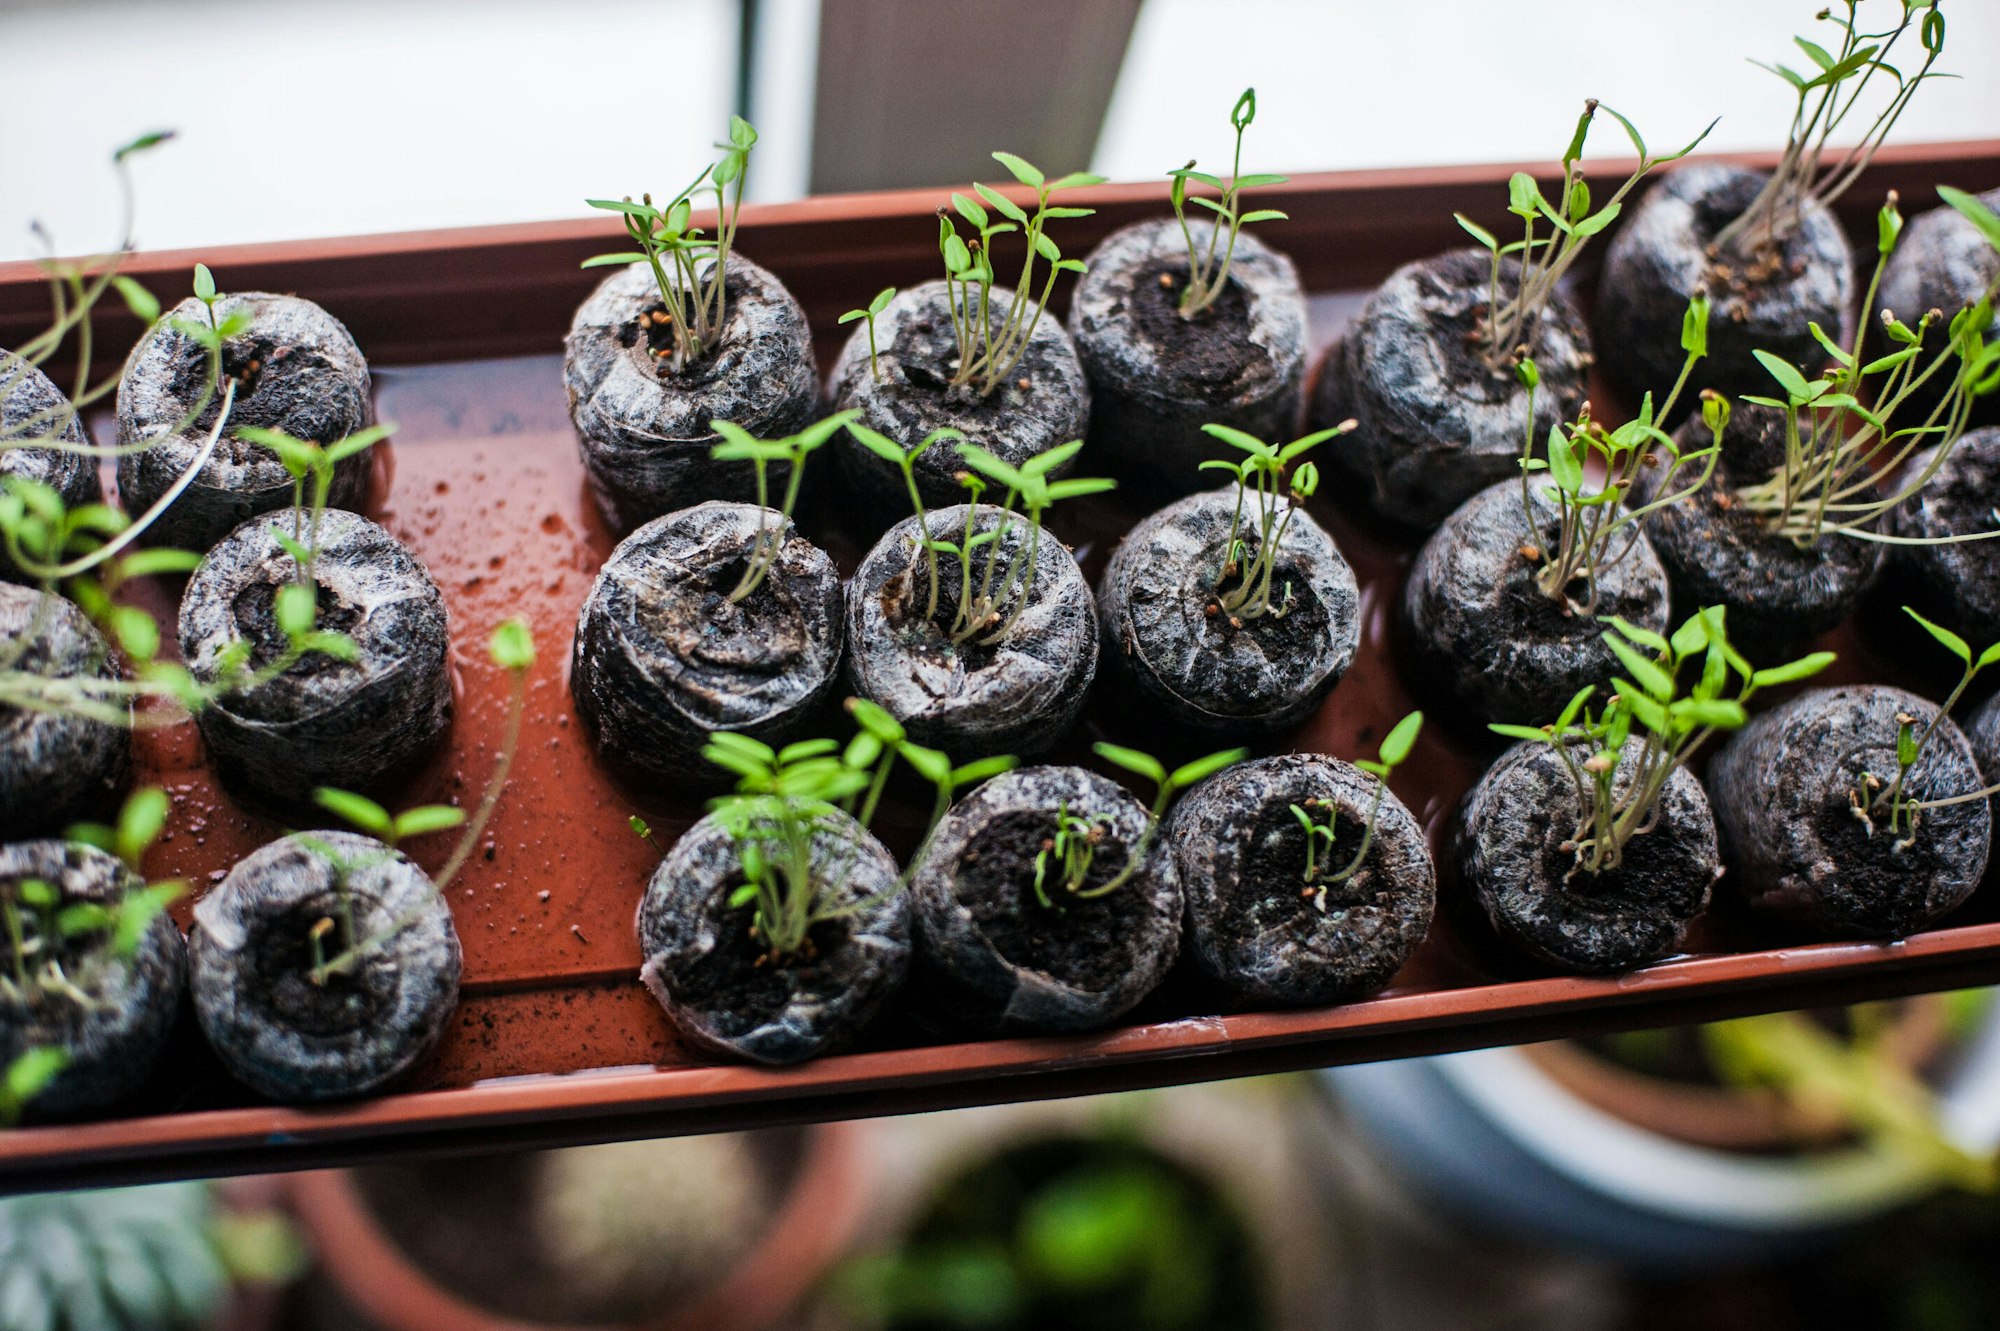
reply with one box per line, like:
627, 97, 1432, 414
1516, 296, 1727, 613
927, 440, 1114, 647
838, 287, 897, 381
938, 154, 1105, 397
0, 787, 184, 1009
1166, 87, 1289, 319
1031, 801, 1111, 907
583, 116, 760, 370
1290, 711, 1423, 912
235, 422, 393, 591
1196, 422, 1352, 622
708, 411, 858, 602
845, 421, 965, 620
295, 618, 535, 985
1074, 743, 1248, 900
704, 700, 1015, 961
1491, 607, 1834, 877
1713, 1, 1947, 262
1736, 189, 2000, 545
1860, 608, 2000, 843
0, 1048, 67, 1128
1456, 102, 1713, 374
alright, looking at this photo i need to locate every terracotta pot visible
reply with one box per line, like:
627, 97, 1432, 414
287, 1121, 868, 1331
1524, 999, 1949, 1153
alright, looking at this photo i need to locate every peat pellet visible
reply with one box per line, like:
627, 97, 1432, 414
1309, 248, 1588, 531
190, 831, 461, 1102
1596, 163, 1854, 407
1169, 754, 1433, 1007
564, 256, 818, 535
1096, 486, 1358, 741
1453, 740, 1719, 974
571, 501, 845, 791
1067, 218, 1308, 495
908, 765, 1179, 1034
1889, 427, 2000, 648
179, 509, 451, 811
0, 841, 185, 1118
846, 504, 1096, 761
636, 807, 908, 1065
1708, 685, 1991, 939
1, 353, 102, 583
116, 293, 372, 552
1877, 186, 2000, 428
1402, 480, 1669, 726
829, 280, 1090, 513
0, 583, 130, 840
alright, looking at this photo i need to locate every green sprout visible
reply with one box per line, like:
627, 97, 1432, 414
703, 700, 1015, 961
1, 788, 184, 1010
0, 1047, 68, 1128
236, 422, 392, 591
1070, 743, 1248, 901
1863, 608, 2000, 843
838, 287, 897, 381
1166, 87, 1289, 319
1736, 189, 2000, 545
582, 116, 759, 370
1516, 295, 1727, 613
1195, 422, 1352, 622
939, 154, 1105, 397
1491, 608, 1834, 877
296, 618, 535, 985
1456, 102, 1713, 374
928, 441, 1114, 647
708, 410, 859, 602
1714, 1, 1947, 261
845, 421, 965, 620
1291, 711, 1423, 912
1031, 800, 1111, 908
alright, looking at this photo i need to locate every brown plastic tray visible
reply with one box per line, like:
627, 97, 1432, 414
2, 140, 1999, 1194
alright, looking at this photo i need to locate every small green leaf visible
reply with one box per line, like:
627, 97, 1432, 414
897, 741, 952, 787
1603, 633, 1675, 702
1490, 723, 1556, 744
991, 152, 1044, 188
1166, 747, 1249, 793
1454, 213, 1499, 251
1377, 711, 1424, 767
1753, 349, 1814, 402
490, 617, 535, 671
393, 805, 467, 840
112, 275, 160, 323
1547, 429, 1583, 493
275, 582, 317, 638
314, 787, 393, 837
1093, 742, 1166, 787
1941, 185, 2000, 258
845, 696, 906, 744
192, 262, 217, 301
1607, 617, 1671, 656
728, 884, 760, 909
115, 787, 170, 868
1750, 651, 1838, 689
1906, 605, 1972, 664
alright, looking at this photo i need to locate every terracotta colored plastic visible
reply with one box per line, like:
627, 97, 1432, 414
287, 1121, 868, 1331
1, 141, 1999, 1194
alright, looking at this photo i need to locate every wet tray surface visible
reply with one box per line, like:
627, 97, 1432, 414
2, 142, 1999, 1192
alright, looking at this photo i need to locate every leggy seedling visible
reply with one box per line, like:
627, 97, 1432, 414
296, 619, 535, 985
928, 441, 1114, 647
583, 117, 760, 371
1, 787, 184, 1010
1071, 743, 1248, 900
1736, 189, 2000, 545
844, 421, 965, 620
1166, 87, 1290, 319
1713, 1, 1946, 263
708, 411, 859, 602
939, 155, 1105, 397
703, 703, 1015, 961
838, 288, 897, 382
1291, 711, 1423, 912
1196, 421, 1352, 622
1861, 609, 2000, 843
1516, 296, 1728, 614
1457, 102, 1713, 375
1491, 607, 1834, 877
236, 422, 393, 592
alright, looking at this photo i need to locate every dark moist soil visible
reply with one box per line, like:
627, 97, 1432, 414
890, 1135, 1271, 1331
829, 279, 1090, 513
0, 584, 130, 841
0, 842, 185, 1119
1312, 248, 1589, 531
1170, 754, 1433, 1007
573, 503, 844, 790
353, 1129, 802, 1326
952, 809, 1139, 992
1400, 479, 1669, 727
1097, 488, 1358, 741
1635, 402, 1881, 662
1888, 428, 2000, 648
1453, 741, 1718, 974
230, 577, 363, 677
244, 892, 393, 1038
565, 257, 818, 534
1595, 163, 1853, 410
667, 884, 859, 1029
1708, 685, 1991, 939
